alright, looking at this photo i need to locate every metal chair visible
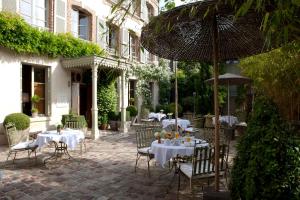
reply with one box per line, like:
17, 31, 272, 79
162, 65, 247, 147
135, 126, 156, 176
4, 123, 38, 164
64, 120, 87, 154
178, 144, 229, 191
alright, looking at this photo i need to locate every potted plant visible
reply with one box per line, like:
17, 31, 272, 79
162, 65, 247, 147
31, 94, 40, 117
126, 105, 138, 125
108, 111, 120, 131
99, 114, 108, 130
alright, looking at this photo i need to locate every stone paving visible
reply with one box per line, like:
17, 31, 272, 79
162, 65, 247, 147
0, 130, 234, 200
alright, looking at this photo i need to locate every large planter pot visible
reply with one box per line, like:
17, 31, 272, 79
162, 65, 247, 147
109, 120, 119, 131
32, 112, 38, 118
100, 124, 108, 130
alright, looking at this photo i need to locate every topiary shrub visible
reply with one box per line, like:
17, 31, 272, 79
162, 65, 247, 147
230, 96, 300, 200
126, 105, 138, 117
3, 113, 30, 130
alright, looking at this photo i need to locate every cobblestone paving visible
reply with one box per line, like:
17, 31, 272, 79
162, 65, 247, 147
0, 130, 234, 200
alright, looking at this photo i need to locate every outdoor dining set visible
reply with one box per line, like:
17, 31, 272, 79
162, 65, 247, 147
4, 120, 86, 165
134, 115, 233, 191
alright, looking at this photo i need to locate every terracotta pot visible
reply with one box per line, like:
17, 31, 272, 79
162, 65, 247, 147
100, 124, 108, 130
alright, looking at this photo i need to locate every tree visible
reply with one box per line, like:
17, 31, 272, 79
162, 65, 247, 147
240, 41, 300, 120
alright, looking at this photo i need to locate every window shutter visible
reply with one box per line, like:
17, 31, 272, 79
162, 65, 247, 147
55, 0, 66, 33
140, 0, 147, 22
2, 0, 17, 12
121, 28, 129, 58
96, 17, 107, 51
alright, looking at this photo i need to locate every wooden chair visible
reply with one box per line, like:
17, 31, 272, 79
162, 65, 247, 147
178, 144, 229, 191
135, 126, 156, 176
64, 120, 87, 154
4, 123, 38, 164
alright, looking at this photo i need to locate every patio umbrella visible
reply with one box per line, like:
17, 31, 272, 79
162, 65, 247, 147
205, 73, 252, 120
141, 0, 269, 191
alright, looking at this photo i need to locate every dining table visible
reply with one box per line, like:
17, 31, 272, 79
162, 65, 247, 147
35, 128, 84, 164
148, 112, 167, 121
151, 138, 208, 167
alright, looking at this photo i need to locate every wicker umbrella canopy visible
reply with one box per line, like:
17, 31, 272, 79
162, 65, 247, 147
141, 0, 266, 62
141, 0, 267, 191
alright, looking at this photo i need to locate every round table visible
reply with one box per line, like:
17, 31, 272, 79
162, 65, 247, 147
151, 139, 208, 167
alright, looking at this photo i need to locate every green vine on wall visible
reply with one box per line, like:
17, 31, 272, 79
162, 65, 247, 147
0, 12, 104, 58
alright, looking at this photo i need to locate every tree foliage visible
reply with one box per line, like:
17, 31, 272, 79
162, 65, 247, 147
0, 12, 104, 58
240, 41, 300, 120
230, 96, 300, 200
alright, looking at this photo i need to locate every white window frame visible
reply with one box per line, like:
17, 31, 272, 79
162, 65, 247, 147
19, 0, 49, 30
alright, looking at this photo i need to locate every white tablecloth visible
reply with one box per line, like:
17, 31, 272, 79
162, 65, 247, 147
35, 129, 85, 150
162, 118, 191, 130
151, 139, 208, 167
212, 115, 239, 127
148, 112, 166, 121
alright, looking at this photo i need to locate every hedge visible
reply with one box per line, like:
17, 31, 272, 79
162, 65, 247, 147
0, 12, 104, 58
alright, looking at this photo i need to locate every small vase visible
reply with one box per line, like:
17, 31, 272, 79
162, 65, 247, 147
157, 136, 161, 144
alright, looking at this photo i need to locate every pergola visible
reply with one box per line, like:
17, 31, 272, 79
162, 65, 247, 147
62, 55, 131, 139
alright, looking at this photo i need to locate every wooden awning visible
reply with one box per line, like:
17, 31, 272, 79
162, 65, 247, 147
61, 56, 130, 70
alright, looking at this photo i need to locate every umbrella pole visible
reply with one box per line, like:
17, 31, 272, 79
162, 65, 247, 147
174, 60, 178, 132
228, 82, 230, 116
212, 13, 220, 191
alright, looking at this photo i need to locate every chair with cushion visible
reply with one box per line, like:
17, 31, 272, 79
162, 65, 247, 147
4, 122, 38, 164
178, 144, 229, 191
135, 126, 155, 176
64, 120, 87, 154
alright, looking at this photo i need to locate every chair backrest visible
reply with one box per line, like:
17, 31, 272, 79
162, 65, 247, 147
192, 144, 228, 176
201, 128, 229, 146
64, 120, 83, 129
135, 126, 155, 149
4, 123, 27, 148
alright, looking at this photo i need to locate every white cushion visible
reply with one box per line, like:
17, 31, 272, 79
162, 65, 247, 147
179, 163, 193, 178
138, 147, 152, 154
11, 141, 37, 150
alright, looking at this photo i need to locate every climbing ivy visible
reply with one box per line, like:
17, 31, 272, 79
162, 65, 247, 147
0, 12, 104, 58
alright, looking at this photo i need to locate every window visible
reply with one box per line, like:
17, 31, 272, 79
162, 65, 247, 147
129, 32, 138, 61
128, 80, 136, 105
107, 24, 119, 54
71, 8, 90, 40
147, 3, 154, 20
22, 65, 49, 116
20, 0, 49, 29
146, 51, 154, 63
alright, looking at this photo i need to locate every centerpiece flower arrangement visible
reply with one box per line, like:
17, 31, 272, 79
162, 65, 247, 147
154, 130, 175, 143
167, 113, 173, 120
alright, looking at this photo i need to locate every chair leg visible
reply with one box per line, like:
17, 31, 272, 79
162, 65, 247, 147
147, 155, 151, 177
34, 150, 37, 164
135, 153, 141, 172
177, 171, 181, 191
13, 152, 17, 164
6, 151, 11, 162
